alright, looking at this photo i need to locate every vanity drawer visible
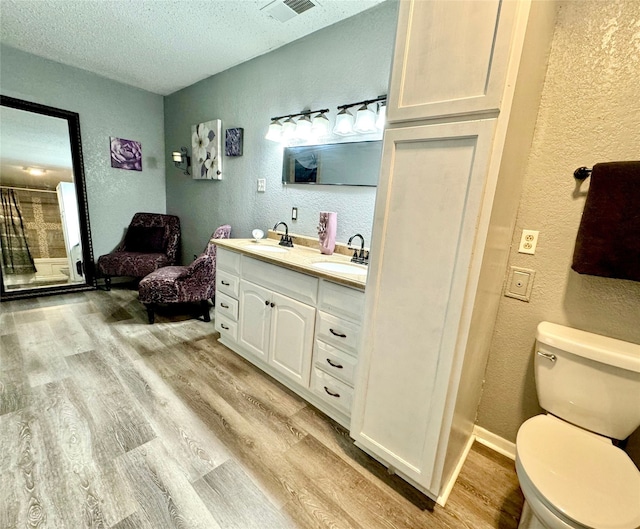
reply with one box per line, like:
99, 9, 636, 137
318, 280, 365, 323
215, 313, 238, 342
315, 311, 361, 355
311, 367, 353, 416
215, 291, 238, 321
216, 270, 239, 298
242, 256, 318, 306
217, 248, 241, 274
314, 340, 357, 387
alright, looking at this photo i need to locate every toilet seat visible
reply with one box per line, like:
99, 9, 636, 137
516, 415, 640, 529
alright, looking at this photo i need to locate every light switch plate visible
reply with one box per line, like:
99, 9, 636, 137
505, 266, 535, 302
257, 178, 266, 192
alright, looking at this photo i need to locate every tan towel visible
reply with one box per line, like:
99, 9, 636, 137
571, 161, 640, 282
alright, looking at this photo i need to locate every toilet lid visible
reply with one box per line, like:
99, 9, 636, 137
517, 415, 640, 529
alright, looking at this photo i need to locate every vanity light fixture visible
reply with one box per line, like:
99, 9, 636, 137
265, 108, 330, 144
335, 95, 387, 136
171, 147, 191, 176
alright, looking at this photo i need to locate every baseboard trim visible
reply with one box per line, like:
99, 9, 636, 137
473, 425, 516, 460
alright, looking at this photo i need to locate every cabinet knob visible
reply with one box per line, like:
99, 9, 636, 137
220, 303, 229, 309
329, 328, 347, 338
326, 358, 344, 369
221, 324, 229, 330
324, 386, 340, 398
265, 300, 270, 306
270, 302, 275, 308
221, 280, 230, 286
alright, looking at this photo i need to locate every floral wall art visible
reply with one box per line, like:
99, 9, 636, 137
191, 119, 222, 180
110, 137, 142, 171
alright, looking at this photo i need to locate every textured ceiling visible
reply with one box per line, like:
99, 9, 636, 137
0, 0, 385, 96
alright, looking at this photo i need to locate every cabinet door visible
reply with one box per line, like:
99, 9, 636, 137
387, 0, 518, 122
238, 281, 271, 361
350, 120, 495, 493
269, 292, 315, 387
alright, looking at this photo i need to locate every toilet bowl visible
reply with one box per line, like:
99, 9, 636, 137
515, 322, 640, 529
516, 415, 640, 529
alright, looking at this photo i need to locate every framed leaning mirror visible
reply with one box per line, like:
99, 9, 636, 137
0, 95, 96, 300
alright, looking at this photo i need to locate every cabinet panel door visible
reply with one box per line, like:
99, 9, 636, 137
238, 281, 271, 361
350, 120, 495, 492
269, 292, 315, 387
387, 0, 517, 122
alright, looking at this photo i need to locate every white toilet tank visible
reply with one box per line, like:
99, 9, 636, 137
535, 321, 640, 440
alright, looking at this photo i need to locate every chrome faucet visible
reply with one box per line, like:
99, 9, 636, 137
347, 233, 369, 265
273, 221, 293, 247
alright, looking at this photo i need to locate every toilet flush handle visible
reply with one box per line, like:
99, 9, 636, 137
537, 351, 557, 362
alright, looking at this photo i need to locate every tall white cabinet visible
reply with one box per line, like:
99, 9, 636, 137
351, 0, 558, 503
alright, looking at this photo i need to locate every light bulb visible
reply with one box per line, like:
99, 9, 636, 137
282, 117, 297, 141
311, 113, 330, 138
353, 104, 377, 133
296, 114, 312, 140
333, 108, 355, 136
265, 120, 283, 142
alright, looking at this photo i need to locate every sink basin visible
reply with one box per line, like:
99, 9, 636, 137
311, 261, 368, 276
245, 244, 290, 253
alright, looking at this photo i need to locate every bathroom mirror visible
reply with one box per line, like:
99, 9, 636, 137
282, 140, 382, 186
0, 96, 96, 300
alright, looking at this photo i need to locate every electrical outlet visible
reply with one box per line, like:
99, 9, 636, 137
505, 266, 535, 302
518, 229, 539, 255
257, 179, 266, 192
291, 207, 298, 220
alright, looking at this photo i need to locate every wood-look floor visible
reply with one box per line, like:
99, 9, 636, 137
0, 287, 524, 529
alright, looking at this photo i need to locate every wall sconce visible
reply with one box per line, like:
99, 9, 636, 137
265, 108, 330, 144
172, 147, 190, 175
334, 95, 387, 136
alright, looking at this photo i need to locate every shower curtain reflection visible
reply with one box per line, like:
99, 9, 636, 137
0, 188, 36, 282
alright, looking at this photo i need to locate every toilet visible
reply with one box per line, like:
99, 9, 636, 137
516, 322, 640, 529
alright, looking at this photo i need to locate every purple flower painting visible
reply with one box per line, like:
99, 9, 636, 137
110, 137, 142, 171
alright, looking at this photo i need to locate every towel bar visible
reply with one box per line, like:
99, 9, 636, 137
574, 166, 592, 180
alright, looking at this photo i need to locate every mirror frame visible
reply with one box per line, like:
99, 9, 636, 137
0, 95, 96, 300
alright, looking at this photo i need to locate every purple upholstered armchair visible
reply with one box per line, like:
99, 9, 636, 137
138, 224, 231, 324
97, 212, 180, 290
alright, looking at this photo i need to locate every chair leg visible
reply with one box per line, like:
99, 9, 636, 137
104, 276, 111, 291
201, 300, 211, 322
145, 304, 155, 324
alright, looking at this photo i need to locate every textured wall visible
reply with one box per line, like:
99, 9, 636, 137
0, 45, 166, 258
164, 1, 397, 262
477, 0, 640, 442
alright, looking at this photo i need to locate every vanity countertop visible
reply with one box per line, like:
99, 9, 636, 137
213, 238, 367, 290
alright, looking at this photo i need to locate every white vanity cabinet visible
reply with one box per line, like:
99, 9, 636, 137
238, 279, 316, 387
351, 0, 558, 504
311, 280, 365, 420
214, 246, 366, 427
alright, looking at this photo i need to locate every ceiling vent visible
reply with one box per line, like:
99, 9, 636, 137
261, 0, 317, 22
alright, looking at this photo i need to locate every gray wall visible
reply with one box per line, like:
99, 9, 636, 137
164, 1, 397, 262
477, 0, 640, 444
0, 45, 166, 259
